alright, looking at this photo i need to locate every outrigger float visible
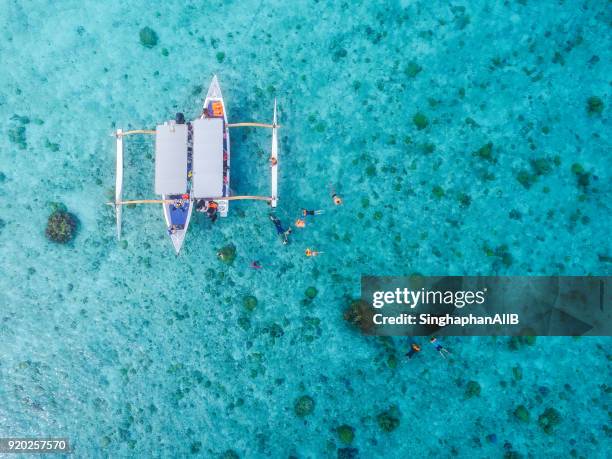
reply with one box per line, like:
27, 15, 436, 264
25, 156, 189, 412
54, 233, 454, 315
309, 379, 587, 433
110, 75, 279, 254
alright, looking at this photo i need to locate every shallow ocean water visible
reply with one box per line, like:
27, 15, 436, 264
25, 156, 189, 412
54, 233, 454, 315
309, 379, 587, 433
0, 0, 610, 457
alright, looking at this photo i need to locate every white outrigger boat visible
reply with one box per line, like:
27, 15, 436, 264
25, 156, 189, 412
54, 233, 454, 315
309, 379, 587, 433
111, 75, 279, 254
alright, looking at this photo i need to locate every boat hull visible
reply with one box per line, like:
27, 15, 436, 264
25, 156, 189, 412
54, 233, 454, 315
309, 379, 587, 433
162, 196, 193, 254
202, 75, 230, 217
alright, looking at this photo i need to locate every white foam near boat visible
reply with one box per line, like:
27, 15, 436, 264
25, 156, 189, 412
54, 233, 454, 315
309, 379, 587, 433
110, 75, 280, 254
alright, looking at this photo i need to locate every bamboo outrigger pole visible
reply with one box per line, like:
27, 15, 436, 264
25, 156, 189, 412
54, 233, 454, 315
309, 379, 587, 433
114, 130, 156, 137
227, 122, 279, 129
108, 195, 272, 206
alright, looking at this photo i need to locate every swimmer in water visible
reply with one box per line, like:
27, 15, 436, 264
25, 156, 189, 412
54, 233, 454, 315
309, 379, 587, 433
405, 340, 421, 359
429, 337, 451, 358
302, 209, 324, 217
270, 214, 291, 245
329, 184, 343, 205
250, 261, 262, 269
305, 248, 323, 257
295, 218, 306, 228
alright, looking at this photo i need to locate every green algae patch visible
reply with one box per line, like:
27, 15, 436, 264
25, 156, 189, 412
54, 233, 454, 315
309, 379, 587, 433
538, 407, 561, 434
8, 125, 27, 149
516, 169, 537, 189
305, 286, 318, 299
530, 156, 558, 176
473, 142, 495, 163
432, 185, 445, 199
294, 395, 315, 417
464, 380, 481, 398
46, 209, 78, 244
242, 295, 257, 311
216, 51, 226, 63
586, 96, 604, 116
457, 192, 471, 207
508, 334, 537, 350
412, 112, 429, 130
404, 61, 422, 78
512, 366, 523, 381
45, 139, 60, 152
139, 27, 159, 48
336, 424, 355, 444
377, 406, 400, 432
217, 244, 236, 265
268, 323, 284, 338
514, 405, 530, 423
571, 163, 591, 190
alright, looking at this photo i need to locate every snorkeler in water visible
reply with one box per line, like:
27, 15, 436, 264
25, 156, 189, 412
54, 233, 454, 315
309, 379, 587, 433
302, 209, 324, 217
405, 340, 421, 359
270, 214, 291, 245
329, 183, 343, 205
429, 337, 451, 358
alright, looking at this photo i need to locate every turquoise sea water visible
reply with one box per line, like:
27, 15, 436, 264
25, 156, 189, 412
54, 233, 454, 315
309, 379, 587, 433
1, 1, 610, 457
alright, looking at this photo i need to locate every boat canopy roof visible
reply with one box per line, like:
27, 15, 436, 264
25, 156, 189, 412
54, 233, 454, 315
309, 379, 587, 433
192, 117, 224, 198
155, 123, 188, 195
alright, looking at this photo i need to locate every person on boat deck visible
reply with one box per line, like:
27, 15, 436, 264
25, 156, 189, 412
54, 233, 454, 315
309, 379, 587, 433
207, 201, 219, 223
302, 209, 323, 217
270, 156, 278, 166
270, 214, 291, 245
167, 225, 177, 235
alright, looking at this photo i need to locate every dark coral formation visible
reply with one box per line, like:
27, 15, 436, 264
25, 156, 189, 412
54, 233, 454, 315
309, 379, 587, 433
473, 142, 495, 163
337, 447, 359, 459
464, 380, 481, 398
45, 209, 78, 244
412, 112, 429, 130
376, 406, 400, 432
294, 395, 315, 417
586, 96, 604, 115
217, 244, 236, 265
336, 424, 355, 444
305, 286, 318, 299
404, 61, 422, 78
8, 126, 27, 149
343, 299, 376, 333
538, 407, 561, 434
139, 26, 159, 48
514, 405, 530, 422
243, 295, 257, 311
571, 163, 591, 190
